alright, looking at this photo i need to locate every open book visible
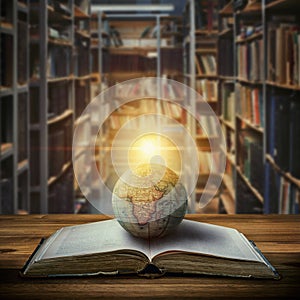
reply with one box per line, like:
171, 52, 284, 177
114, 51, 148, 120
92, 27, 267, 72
21, 219, 279, 279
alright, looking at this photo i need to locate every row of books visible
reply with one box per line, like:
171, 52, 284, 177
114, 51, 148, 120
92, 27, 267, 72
198, 151, 219, 174
222, 123, 235, 155
48, 82, 70, 119
48, 167, 74, 213
0, 96, 13, 149
196, 79, 218, 102
267, 21, 300, 86
194, 0, 218, 31
47, 47, 72, 78
268, 92, 300, 178
237, 39, 263, 82
195, 54, 217, 76
75, 79, 90, 119
113, 79, 184, 100
0, 34, 13, 87
197, 115, 219, 137
236, 85, 264, 128
0, 178, 13, 214
48, 117, 73, 179
103, 53, 155, 74
218, 38, 233, 77
236, 172, 263, 214
238, 130, 264, 196
266, 163, 300, 214
74, 38, 90, 77
221, 89, 235, 126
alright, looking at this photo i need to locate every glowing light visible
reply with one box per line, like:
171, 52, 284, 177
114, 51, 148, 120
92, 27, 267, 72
128, 133, 181, 174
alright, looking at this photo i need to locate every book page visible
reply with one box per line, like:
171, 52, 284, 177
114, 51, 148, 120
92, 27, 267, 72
150, 219, 263, 262
39, 219, 150, 260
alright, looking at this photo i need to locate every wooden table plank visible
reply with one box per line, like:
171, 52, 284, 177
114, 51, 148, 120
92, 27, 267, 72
0, 214, 299, 299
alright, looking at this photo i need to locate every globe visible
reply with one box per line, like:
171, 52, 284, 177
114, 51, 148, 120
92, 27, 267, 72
112, 163, 188, 239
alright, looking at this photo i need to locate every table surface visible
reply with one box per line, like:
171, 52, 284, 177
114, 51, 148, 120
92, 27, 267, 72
0, 214, 299, 299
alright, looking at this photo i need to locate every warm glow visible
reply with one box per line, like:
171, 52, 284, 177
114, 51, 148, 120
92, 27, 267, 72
128, 133, 181, 174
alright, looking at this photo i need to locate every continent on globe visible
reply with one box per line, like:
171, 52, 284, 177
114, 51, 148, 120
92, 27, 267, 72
112, 164, 188, 239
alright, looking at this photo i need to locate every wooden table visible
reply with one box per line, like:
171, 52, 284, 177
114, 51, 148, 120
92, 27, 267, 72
0, 214, 299, 299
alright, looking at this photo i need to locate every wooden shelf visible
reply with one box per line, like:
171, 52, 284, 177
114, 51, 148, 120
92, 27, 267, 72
0, 86, 13, 96
266, 81, 300, 91
48, 162, 72, 186
236, 166, 264, 203
47, 109, 73, 126
195, 29, 218, 36
74, 114, 90, 127
195, 48, 217, 54
74, 5, 89, 19
75, 30, 90, 39
220, 191, 235, 214
0, 143, 13, 160
17, 1, 28, 13
236, 1, 262, 14
266, 154, 300, 189
219, 0, 234, 16
48, 37, 72, 47
265, 0, 300, 11
236, 114, 263, 133
17, 159, 29, 175
0, 22, 14, 34
196, 74, 218, 79
219, 117, 235, 131
222, 174, 235, 200
47, 76, 74, 83
235, 32, 263, 44
236, 77, 263, 85
218, 28, 233, 37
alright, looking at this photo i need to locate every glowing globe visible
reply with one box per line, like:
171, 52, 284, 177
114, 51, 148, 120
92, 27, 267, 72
112, 163, 187, 239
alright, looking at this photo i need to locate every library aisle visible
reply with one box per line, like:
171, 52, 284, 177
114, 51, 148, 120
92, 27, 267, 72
0, 0, 299, 215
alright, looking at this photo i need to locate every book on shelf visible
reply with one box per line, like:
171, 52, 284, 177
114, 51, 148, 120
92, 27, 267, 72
196, 79, 218, 102
238, 130, 264, 196
267, 19, 300, 86
0, 178, 13, 214
266, 164, 300, 214
195, 54, 216, 75
236, 172, 263, 214
21, 218, 279, 279
236, 84, 263, 128
237, 39, 263, 82
289, 100, 300, 178
268, 93, 291, 172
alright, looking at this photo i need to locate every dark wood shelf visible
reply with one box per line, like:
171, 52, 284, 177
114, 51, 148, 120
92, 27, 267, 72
236, 166, 264, 203
0, 143, 13, 161
235, 32, 263, 44
265, 0, 300, 11
236, 114, 264, 133
266, 154, 300, 189
266, 81, 300, 91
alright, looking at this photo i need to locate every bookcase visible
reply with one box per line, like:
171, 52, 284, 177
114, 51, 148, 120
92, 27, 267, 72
216, 0, 300, 214
263, 0, 300, 214
183, 0, 222, 213
0, 0, 30, 213
217, 1, 235, 214
28, 0, 94, 213
184, 0, 300, 214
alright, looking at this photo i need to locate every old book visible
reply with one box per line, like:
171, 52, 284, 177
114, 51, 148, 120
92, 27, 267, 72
21, 219, 279, 279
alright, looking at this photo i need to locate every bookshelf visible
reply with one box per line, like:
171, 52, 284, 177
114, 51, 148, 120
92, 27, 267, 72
0, 0, 30, 213
183, 0, 223, 213
264, 0, 300, 214
215, 0, 300, 214
28, 0, 93, 213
